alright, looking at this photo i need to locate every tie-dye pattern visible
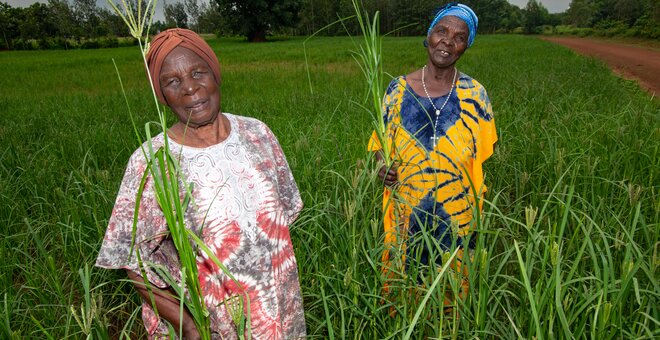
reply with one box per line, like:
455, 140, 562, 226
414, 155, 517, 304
96, 113, 306, 339
369, 74, 496, 266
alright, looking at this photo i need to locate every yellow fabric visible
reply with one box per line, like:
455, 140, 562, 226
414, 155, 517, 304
370, 74, 496, 270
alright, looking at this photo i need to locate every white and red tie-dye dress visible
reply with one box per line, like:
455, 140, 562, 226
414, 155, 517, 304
96, 113, 306, 339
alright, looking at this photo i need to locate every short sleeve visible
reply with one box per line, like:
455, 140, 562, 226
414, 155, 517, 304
368, 77, 403, 152
263, 125, 303, 226
470, 85, 497, 197
95, 145, 180, 288
477, 88, 497, 165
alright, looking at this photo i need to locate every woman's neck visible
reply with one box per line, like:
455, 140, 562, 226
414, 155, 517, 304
168, 113, 231, 148
426, 63, 456, 82
415, 64, 457, 97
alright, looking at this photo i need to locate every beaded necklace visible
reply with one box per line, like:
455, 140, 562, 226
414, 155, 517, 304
421, 65, 457, 148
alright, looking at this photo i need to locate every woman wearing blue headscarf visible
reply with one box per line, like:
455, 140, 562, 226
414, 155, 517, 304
369, 2, 497, 310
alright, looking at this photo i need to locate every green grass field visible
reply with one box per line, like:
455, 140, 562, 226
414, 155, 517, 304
0, 35, 658, 338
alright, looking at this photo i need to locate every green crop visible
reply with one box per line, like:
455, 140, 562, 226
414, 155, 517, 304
0, 30, 657, 338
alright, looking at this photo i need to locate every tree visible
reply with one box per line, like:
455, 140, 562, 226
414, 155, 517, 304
389, 0, 437, 36
197, 0, 224, 34
523, 0, 549, 34
502, 3, 525, 31
0, 3, 10, 48
462, 0, 511, 33
72, 0, 98, 37
214, 0, 303, 42
0, 1, 21, 48
46, 0, 76, 38
297, 0, 341, 36
184, 0, 201, 31
566, 0, 597, 27
612, 0, 644, 26
20, 3, 50, 39
97, 7, 129, 37
164, 0, 188, 28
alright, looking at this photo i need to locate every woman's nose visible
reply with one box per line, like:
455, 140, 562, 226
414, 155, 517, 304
182, 77, 198, 94
440, 36, 452, 46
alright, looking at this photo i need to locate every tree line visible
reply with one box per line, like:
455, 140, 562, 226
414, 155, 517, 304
1, 0, 658, 50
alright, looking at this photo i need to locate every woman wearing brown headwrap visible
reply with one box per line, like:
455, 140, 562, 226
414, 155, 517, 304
96, 28, 306, 339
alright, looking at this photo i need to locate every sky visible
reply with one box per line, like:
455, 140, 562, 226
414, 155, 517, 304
6, 0, 572, 18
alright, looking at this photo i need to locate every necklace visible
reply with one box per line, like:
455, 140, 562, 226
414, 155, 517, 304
421, 65, 457, 147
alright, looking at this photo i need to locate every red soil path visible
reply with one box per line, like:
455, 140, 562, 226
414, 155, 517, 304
542, 37, 660, 97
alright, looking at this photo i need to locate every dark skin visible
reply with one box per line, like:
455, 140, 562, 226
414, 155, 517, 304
376, 151, 398, 187
126, 270, 201, 339
160, 46, 230, 148
127, 46, 229, 339
376, 16, 469, 186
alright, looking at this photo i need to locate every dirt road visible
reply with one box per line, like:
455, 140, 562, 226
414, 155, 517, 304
543, 37, 660, 97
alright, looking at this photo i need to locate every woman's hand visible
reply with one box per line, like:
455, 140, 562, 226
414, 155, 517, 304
378, 162, 398, 187
126, 270, 203, 340
374, 151, 398, 187
183, 323, 201, 340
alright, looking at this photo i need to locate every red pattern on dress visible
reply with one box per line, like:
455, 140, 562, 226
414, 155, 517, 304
96, 113, 305, 339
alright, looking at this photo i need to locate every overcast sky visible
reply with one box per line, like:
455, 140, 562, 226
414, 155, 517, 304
6, 0, 571, 20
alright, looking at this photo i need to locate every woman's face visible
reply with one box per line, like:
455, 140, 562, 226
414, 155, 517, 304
427, 15, 469, 68
159, 46, 221, 128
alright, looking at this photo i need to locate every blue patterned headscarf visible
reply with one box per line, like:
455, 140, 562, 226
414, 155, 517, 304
427, 3, 478, 48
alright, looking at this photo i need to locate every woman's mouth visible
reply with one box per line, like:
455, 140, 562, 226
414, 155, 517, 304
186, 99, 208, 112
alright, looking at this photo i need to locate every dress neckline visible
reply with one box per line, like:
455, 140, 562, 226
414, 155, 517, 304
166, 113, 237, 151
402, 73, 461, 100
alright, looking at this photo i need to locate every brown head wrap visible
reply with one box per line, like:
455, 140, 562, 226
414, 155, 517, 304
146, 28, 221, 104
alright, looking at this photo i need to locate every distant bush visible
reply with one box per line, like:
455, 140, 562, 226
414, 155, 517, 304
37, 38, 53, 50
117, 37, 138, 47
37, 37, 71, 49
641, 26, 660, 39
80, 39, 100, 49
98, 37, 119, 48
545, 19, 658, 40
633, 15, 660, 39
577, 28, 594, 37
4, 36, 138, 50
540, 25, 554, 35
594, 20, 629, 37
10, 38, 40, 50
53, 37, 71, 49
550, 25, 594, 37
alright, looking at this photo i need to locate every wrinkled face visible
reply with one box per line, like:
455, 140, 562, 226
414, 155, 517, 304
159, 46, 221, 128
427, 15, 469, 68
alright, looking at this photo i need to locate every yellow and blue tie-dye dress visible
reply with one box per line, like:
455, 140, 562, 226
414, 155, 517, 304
369, 73, 497, 267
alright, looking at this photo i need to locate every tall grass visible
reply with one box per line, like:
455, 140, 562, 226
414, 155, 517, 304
0, 34, 657, 338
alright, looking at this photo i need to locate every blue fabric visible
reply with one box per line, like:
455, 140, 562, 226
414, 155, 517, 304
427, 3, 478, 48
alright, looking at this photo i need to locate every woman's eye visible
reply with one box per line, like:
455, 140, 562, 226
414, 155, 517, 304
165, 78, 179, 87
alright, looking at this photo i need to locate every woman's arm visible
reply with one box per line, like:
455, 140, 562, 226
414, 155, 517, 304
126, 270, 201, 340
